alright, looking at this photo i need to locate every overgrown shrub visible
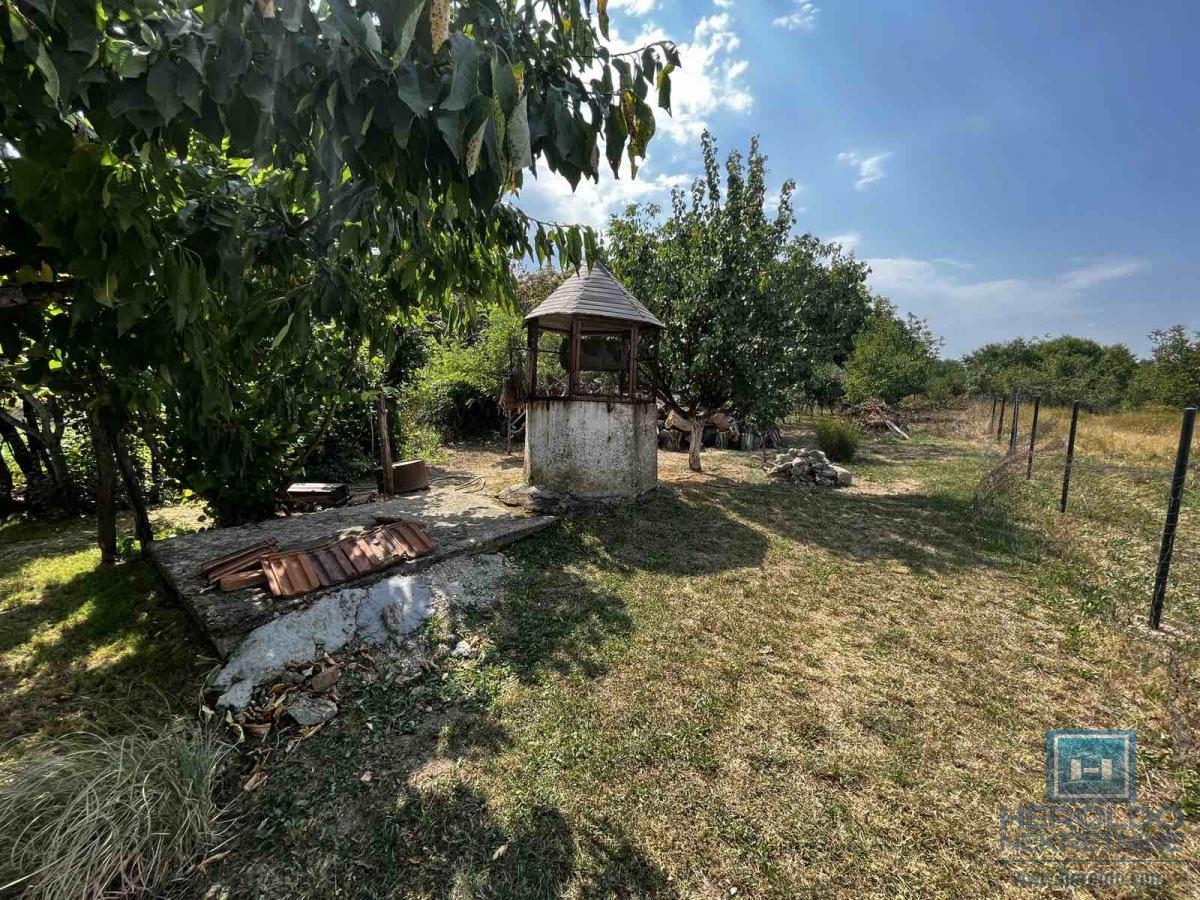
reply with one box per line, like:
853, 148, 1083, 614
405, 307, 524, 441
814, 417, 861, 462
0, 723, 226, 900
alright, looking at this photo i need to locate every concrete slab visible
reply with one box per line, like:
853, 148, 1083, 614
151, 484, 554, 658
212, 554, 509, 709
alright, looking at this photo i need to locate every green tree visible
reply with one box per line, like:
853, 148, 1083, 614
842, 305, 941, 406
606, 132, 796, 470
1, 0, 676, 533
963, 335, 1139, 409
1134, 326, 1200, 407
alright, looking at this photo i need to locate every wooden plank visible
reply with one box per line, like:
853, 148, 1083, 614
217, 569, 268, 592
199, 540, 278, 581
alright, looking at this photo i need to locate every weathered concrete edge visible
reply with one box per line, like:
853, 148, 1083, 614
150, 514, 558, 659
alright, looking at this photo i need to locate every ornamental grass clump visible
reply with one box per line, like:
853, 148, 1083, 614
814, 417, 861, 463
0, 722, 226, 900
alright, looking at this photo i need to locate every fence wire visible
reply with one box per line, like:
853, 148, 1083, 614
984, 403, 1200, 632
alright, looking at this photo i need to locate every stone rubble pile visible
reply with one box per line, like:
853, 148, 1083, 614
766, 448, 854, 487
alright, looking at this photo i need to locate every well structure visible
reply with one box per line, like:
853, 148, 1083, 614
523, 264, 662, 500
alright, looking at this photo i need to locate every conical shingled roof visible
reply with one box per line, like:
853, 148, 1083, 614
525, 263, 665, 331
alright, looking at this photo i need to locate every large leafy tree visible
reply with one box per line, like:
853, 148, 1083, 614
607, 131, 872, 471
607, 132, 795, 471
1133, 326, 1200, 407
842, 304, 941, 406
962, 335, 1139, 409
0, 0, 677, 535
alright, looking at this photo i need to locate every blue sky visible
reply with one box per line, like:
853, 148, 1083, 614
516, 0, 1200, 358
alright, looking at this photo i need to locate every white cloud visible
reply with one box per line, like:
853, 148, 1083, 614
513, 10, 753, 233
713, 0, 734, 6
830, 231, 862, 252
773, 1, 818, 30
518, 159, 691, 231
864, 255, 1150, 355
1057, 259, 1149, 291
607, 0, 658, 14
837, 150, 892, 191
622, 14, 753, 145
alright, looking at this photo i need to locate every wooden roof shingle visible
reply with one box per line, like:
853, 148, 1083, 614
525, 263, 664, 331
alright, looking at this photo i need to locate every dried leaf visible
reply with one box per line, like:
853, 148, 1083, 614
243, 770, 269, 792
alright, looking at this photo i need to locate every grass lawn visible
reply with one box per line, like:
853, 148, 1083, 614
3, 413, 1198, 897
0, 506, 211, 754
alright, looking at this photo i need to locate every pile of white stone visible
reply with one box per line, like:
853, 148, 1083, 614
766, 448, 853, 487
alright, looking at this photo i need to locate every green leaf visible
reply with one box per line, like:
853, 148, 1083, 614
604, 104, 627, 177
392, 0, 425, 59
271, 312, 295, 349
147, 58, 182, 123
34, 46, 60, 101
491, 55, 518, 117
598, 0, 609, 39
506, 94, 531, 171
441, 34, 480, 112
396, 60, 438, 114
656, 62, 674, 113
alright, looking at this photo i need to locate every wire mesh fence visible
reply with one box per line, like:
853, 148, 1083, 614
979, 395, 1199, 632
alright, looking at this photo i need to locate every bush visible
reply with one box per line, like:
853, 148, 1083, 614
0, 723, 226, 900
814, 417, 861, 462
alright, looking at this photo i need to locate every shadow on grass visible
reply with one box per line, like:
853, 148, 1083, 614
591, 459, 1036, 578
218, 535, 677, 898
0, 553, 210, 742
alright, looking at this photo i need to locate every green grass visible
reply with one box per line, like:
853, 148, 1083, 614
0, 512, 211, 753
2, 420, 1199, 897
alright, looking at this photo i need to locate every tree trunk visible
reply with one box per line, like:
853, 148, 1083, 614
108, 427, 153, 556
688, 416, 704, 473
0, 416, 42, 483
9, 396, 75, 511
88, 408, 118, 563
0, 447, 14, 519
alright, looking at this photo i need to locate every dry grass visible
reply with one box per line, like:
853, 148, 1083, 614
199, 423, 1200, 898
3, 417, 1199, 897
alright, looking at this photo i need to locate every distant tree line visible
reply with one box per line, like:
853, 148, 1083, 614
962, 327, 1200, 409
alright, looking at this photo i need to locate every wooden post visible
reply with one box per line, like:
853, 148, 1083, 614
628, 324, 639, 397
989, 396, 998, 433
996, 395, 1007, 441
88, 407, 117, 563
526, 322, 539, 399
1149, 407, 1196, 630
377, 392, 394, 494
1026, 396, 1041, 479
568, 317, 581, 397
1008, 392, 1020, 453
1060, 400, 1080, 513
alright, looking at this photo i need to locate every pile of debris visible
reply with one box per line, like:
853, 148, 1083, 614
766, 448, 853, 487
198, 520, 435, 599
847, 398, 910, 439
657, 408, 779, 452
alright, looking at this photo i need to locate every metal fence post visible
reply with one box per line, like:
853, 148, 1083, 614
1026, 396, 1041, 479
1149, 407, 1197, 630
996, 395, 1007, 441
1008, 392, 1021, 453
1060, 401, 1080, 513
